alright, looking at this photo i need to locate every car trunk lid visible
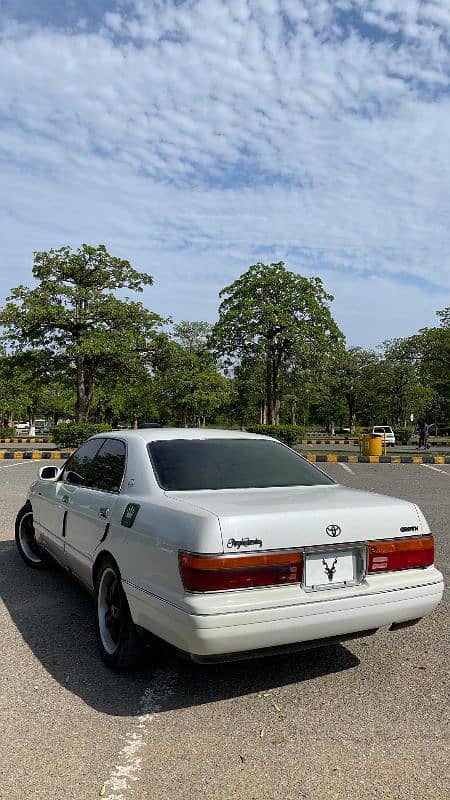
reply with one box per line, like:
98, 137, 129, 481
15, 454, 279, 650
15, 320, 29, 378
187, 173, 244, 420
165, 484, 424, 552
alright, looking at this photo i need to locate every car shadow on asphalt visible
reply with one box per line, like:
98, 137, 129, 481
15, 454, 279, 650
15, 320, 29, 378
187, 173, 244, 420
0, 541, 360, 717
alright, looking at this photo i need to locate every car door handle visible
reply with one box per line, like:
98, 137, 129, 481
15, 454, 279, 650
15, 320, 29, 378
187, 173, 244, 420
61, 495, 70, 505
99, 507, 110, 519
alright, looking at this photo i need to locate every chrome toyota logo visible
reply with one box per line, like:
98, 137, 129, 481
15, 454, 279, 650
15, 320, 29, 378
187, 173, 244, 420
326, 524, 342, 538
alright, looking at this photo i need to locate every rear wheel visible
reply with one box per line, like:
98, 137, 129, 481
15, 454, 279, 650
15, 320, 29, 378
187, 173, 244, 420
94, 557, 141, 670
15, 503, 49, 568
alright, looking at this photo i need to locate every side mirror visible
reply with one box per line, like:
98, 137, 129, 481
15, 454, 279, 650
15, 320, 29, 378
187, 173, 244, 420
39, 465, 61, 481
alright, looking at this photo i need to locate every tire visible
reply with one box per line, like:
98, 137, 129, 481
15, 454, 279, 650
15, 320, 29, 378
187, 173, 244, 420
94, 557, 141, 670
15, 503, 49, 569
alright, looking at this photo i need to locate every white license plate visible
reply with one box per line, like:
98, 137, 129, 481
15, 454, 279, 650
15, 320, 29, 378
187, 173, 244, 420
304, 549, 361, 591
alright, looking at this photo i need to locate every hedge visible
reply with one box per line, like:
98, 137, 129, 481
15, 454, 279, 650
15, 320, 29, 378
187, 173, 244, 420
51, 423, 112, 448
0, 427, 16, 437
245, 424, 306, 446
394, 427, 414, 445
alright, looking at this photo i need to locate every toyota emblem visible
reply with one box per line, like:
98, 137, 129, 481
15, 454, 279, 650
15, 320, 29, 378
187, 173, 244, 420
326, 524, 342, 538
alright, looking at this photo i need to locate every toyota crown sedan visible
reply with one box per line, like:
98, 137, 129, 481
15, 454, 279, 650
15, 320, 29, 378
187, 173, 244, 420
16, 429, 444, 670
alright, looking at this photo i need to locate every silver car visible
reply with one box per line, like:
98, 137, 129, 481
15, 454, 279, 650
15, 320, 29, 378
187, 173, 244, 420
15, 429, 443, 670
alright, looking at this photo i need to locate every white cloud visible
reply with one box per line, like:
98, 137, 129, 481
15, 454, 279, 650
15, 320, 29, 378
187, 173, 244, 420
0, 1, 449, 346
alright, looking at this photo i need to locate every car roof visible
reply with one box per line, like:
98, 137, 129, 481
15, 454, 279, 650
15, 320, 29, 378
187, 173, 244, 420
96, 428, 272, 443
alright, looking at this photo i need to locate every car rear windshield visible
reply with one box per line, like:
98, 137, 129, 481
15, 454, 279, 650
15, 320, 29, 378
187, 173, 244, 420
148, 439, 335, 491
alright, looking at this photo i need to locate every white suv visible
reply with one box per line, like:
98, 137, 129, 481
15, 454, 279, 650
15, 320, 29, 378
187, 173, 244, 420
372, 426, 395, 446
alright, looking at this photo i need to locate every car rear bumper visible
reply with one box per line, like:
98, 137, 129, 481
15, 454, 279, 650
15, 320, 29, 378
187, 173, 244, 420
124, 572, 444, 659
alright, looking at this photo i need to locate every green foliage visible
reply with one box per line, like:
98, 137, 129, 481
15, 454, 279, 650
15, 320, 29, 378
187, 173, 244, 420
152, 323, 231, 426
245, 424, 306, 446
394, 427, 414, 445
417, 308, 450, 423
0, 427, 15, 437
51, 423, 112, 448
211, 262, 343, 425
0, 245, 447, 437
0, 244, 162, 422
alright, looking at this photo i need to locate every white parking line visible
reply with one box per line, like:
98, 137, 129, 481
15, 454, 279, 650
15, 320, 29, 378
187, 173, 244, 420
339, 463, 354, 474
421, 464, 450, 476
0, 460, 44, 469
103, 668, 177, 800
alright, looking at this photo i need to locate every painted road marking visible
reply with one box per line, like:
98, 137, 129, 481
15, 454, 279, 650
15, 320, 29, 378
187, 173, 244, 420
421, 464, 450, 476
0, 460, 45, 470
103, 668, 177, 800
339, 463, 354, 474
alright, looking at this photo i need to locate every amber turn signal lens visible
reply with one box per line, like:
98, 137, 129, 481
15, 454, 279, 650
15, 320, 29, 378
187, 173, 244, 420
367, 535, 434, 573
179, 550, 303, 592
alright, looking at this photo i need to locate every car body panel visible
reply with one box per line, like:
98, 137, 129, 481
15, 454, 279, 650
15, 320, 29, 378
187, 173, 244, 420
124, 575, 443, 657
32, 479, 77, 561
109, 494, 222, 604
166, 484, 425, 551
64, 488, 120, 586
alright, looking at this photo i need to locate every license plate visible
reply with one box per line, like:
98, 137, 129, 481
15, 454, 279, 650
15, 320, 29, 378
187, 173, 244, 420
304, 548, 362, 591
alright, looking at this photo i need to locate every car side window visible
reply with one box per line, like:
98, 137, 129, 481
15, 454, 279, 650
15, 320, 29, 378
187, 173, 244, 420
89, 438, 127, 493
62, 439, 105, 487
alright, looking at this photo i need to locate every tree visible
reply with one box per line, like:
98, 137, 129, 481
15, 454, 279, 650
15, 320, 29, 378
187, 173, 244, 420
153, 323, 231, 426
211, 262, 343, 425
0, 245, 162, 422
417, 308, 450, 425
0, 348, 27, 428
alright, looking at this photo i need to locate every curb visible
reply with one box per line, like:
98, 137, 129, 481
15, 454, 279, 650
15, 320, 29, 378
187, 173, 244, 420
302, 439, 359, 445
0, 450, 448, 465
306, 454, 450, 464
0, 451, 71, 460
0, 438, 53, 444
301, 439, 450, 446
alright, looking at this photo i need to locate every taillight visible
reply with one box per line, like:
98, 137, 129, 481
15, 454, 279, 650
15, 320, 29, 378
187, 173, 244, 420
367, 535, 434, 573
179, 550, 303, 592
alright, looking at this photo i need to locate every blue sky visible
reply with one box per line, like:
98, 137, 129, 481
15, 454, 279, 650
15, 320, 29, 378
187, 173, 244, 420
1, 0, 449, 346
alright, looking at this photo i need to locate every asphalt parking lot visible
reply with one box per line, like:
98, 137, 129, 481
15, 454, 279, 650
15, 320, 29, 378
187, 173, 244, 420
0, 461, 448, 800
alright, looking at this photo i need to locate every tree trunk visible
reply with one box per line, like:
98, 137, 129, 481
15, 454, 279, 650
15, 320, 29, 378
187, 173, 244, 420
76, 356, 88, 422
266, 349, 281, 425
290, 398, 297, 426
75, 355, 94, 422
27, 405, 35, 437
274, 396, 281, 425
260, 401, 268, 424
265, 351, 274, 424
346, 392, 356, 433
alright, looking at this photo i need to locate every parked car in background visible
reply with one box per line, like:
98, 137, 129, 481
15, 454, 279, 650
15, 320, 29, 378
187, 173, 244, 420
15, 429, 442, 670
372, 425, 395, 446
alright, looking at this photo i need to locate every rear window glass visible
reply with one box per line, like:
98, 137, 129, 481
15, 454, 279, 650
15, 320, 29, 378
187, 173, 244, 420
148, 439, 334, 491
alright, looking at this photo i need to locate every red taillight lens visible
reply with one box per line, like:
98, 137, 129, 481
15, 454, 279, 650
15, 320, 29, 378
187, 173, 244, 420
367, 535, 434, 573
179, 550, 303, 592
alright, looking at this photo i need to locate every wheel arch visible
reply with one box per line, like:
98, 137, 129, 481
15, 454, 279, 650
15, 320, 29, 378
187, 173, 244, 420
92, 550, 120, 589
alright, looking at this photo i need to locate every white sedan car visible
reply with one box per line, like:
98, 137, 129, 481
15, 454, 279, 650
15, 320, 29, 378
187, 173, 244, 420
16, 429, 443, 670
372, 425, 396, 446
